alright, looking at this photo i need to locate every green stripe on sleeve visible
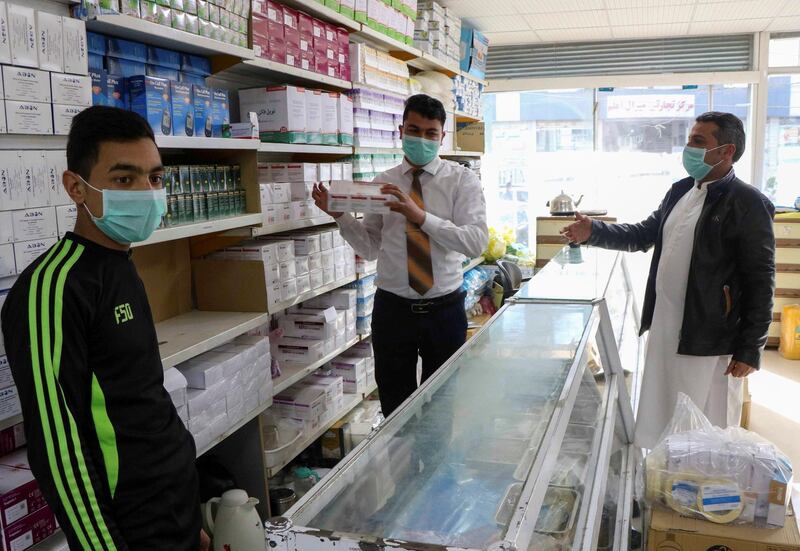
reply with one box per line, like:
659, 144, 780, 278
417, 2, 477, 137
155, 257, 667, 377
28, 241, 94, 549
90, 374, 119, 498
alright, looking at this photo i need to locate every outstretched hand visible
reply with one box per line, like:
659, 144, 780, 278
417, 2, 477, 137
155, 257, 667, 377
560, 212, 593, 244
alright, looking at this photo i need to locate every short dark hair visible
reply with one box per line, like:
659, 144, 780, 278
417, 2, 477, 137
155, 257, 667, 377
67, 106, 156, 179
695, 111, 745, 163
403, 94, 447, 127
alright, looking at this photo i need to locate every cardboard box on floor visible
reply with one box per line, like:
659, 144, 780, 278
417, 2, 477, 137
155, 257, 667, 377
649, 506, 800, 551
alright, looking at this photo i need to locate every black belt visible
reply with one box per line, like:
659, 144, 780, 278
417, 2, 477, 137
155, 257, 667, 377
376, 288, 465, 314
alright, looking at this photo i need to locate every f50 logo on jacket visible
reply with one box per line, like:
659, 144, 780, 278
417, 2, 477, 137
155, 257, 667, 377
114, 303, 133, 325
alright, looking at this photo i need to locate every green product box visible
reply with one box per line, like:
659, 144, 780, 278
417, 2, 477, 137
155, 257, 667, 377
220, 8, 230, 28
192, 192, 207, 221
189, 165, 204, 193
176, 194, 190, 224
162, 167, 175, 195
170, 0, 183, 9
197, 0, 208, 18
177, 166, 191, 195
185, 0, 197, 14
206, 165, 217, 191
355, 5, 367, 22
324, 0, 340, 10
231, 165, 241, 190
381, 0, 391, 5
222, 166, 232, 190
165, 195, 177, 227
215, 166, 226, 191
340, 5, 354, 18
206, 192, 219, 220
156, 0, 170, 6
202, 166, 213, 192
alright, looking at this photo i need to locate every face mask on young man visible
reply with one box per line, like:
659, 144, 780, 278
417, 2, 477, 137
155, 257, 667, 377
402, 134, 441, 166
682, 144, 728, 181
79, 175, 167, 244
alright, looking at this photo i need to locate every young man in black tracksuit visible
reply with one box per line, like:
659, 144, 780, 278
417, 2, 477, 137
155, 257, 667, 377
1, 107, 208, 550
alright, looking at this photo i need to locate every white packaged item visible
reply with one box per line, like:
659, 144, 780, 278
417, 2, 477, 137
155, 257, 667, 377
309, 269, 323, 289
179, 355, 225, 389
0, 100, 6, 134
224, 241, 276, 264
321, 249, 334, 271
332, 245, 345, 266
262, 204, 278, 226
0, 211, 11, 243
319, 231, 333, 251
290, 181, 313, 201
317, 162, 331, 182
285, 163, 318, 183
0, 244, 13, 277
50, 73, 92, 106
259, 163, 288, 182
278, 309, 337, 340
331, 163, 343, 181
337, 94, 354, 144
328, 180, 391, 214
343, 163, 353, 180
281, 278, 298, 301
321, 92, 338, 144
308, 252, 322, 272
290, 200, 307, 220
305, 89, 322, 143
273, 386, 325, 421
0, 355, 11, 390
2, 66, 50, 103
8, 4, 36, 68
258, 239, 294, 262
302, 374, 343, 410
238, 86, 306, 143
334, 262, 346, 281
278, 259, 297, 280
203, 350, 244, 381
0, 385, 20, 422
13, 238, 55, 272
296, 273, 310, 294
55, 204, 76, 237
20, 150, 47, 208
186, 384, 222, 418
163, 367, 188, 408
257, 381, 272, 407
36, 11, 63, 72
11, 207, 56, 241
279, 204, 292, 223
177, 404, 188, 424
53, 104, 87, 135
305, 288, 356, 311
295, 255, 309, 276
62, 17, 88, 75
268, 282, 282, 307
331, 228, 343, 248
6, 101, 53, 134
0, 3, 10, 65
265, 262, 280, 286
46, 150, 69, 206
323, 267, 335, 285
291, 233, 320, 256
269, 182, 291, 204
271, 336, 325, 363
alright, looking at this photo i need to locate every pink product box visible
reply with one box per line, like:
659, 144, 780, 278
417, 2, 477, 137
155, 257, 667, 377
298, 12, 313, 54
337, 28, 351, 81
268, 11, 286, 64
283, 8, 301, 68
1, 503, 57, 551
0, 465, 48, 531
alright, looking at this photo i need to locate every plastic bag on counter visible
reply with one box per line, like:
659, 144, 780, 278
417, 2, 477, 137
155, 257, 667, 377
645, 393, 793, 527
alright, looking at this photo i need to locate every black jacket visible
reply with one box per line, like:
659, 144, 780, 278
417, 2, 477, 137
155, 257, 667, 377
587, 170, 775, 368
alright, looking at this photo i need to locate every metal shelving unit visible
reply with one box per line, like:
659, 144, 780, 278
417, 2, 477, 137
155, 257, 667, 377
224, 58, 354, 91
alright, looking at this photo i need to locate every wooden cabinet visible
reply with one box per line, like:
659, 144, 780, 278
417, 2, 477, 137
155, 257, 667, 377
769, 218, 800, 347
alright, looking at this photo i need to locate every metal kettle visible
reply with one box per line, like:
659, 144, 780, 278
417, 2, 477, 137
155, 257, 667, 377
547, 190, 583, 216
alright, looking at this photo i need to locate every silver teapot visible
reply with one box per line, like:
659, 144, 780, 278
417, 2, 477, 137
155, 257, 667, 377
547, 190, 583, 216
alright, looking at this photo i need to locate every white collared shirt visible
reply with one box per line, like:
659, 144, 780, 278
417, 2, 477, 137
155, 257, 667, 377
336, 157, 488, 299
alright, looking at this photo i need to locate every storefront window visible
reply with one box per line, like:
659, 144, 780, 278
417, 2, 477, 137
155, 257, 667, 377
763, 75, 800, 207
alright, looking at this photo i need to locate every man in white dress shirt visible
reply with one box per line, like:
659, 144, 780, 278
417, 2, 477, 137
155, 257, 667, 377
313, 94, 489, 416
562, 112, 775, 449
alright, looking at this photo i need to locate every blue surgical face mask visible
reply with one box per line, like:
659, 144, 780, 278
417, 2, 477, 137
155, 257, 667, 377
682, 144, 726, 181
79, 176, 167, 244
402, 134, 441, 166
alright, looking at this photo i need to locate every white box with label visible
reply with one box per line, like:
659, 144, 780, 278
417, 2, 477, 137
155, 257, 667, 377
2, 66, 50, 103
56, 204, 76, 238
13, 238, 55, 272
0, 244, 13, 277
37, 11, 64, 72
317, 162, 331, 181
281, 277, 297, 301
20, 150, 48, 208
51, 73, 92, 106
46, 150, 69, 206
319, 230, 333, 251
62, 17, 88, 75
11, 207, 57, 241
0, 3, 11, 66
309, 269, 323, 289
285, 163, 317, 183
321, 249, 334, 271
0, 211, 10, 243
8, 4, 37, 68
53, 104, 87, 135
6, 101, 54, 134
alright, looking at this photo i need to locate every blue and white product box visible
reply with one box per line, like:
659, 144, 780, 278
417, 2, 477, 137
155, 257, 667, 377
192, 84, 212, 138
36, 11, 64, 73
106, 73, 127, 109
8, 4, 37, 69
106, 37, 147, 63
128, 76, 172, 136
5, 101, 53, 135
53, 104, 88, 135
106, 57, 146, 78
179, 72, 206, 87
51, 74, 92, 107
0, 2, 12, 65
211, 88, 229, 138
180, 54, 211, 76
86, 31, 106, 55
147, 46, 180, 69
146, 64, 179, 81
88, 53, 104, 71
2, 67, 51, 103
90, 70, 107, 106
170, 81, 194, 137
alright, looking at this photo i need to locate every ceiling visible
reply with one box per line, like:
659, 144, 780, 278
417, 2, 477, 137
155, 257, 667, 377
436, 0, 800, 45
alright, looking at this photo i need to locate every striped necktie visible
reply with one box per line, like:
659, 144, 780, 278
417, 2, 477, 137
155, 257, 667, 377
407, 168, 434, 296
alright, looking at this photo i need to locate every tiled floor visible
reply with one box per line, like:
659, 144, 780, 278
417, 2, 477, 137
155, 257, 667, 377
747, 350, 800, 503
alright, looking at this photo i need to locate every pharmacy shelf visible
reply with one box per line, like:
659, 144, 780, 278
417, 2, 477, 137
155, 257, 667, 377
157, 310, 271, 370
357, 268, 377, 278
248, 216, 336, 237
266, 383, 376, 477
197, 400, 271, 457
227, 58, 354, 91
463, 256, 485, 273
355, 25, 421, 59
275, 0, 361, 32
0, 135, 68, 150
0, 414, 22, 433
410, 53, 460, 76
268, 274, 357, 314
85, 15, 254, 60
133, 214, 263, 248
441, 150, 483, 157
272, 336, 360, 395
353, 146, 404, 155
460, 70, 488, 87
31, 531, 67, 551
350, 81, 410, 99
454, 110, 481, 123
259, 143, 354, 155
0, 274, 18, 291
155, 136, 261, 150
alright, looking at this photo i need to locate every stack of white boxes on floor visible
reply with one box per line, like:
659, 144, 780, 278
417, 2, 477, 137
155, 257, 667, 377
0, 151, 75, 279
347, 274, 376, 336
0, 5, 91, 136
166, 334, 272, 452
414, 1, 460, 66
271, 288, 358, 366
258, 162, 354, 227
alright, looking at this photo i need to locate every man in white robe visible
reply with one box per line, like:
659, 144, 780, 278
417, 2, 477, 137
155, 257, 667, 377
562, 112, 775, 449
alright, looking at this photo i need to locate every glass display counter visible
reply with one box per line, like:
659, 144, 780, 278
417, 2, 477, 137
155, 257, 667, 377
266, 247, 642, 551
